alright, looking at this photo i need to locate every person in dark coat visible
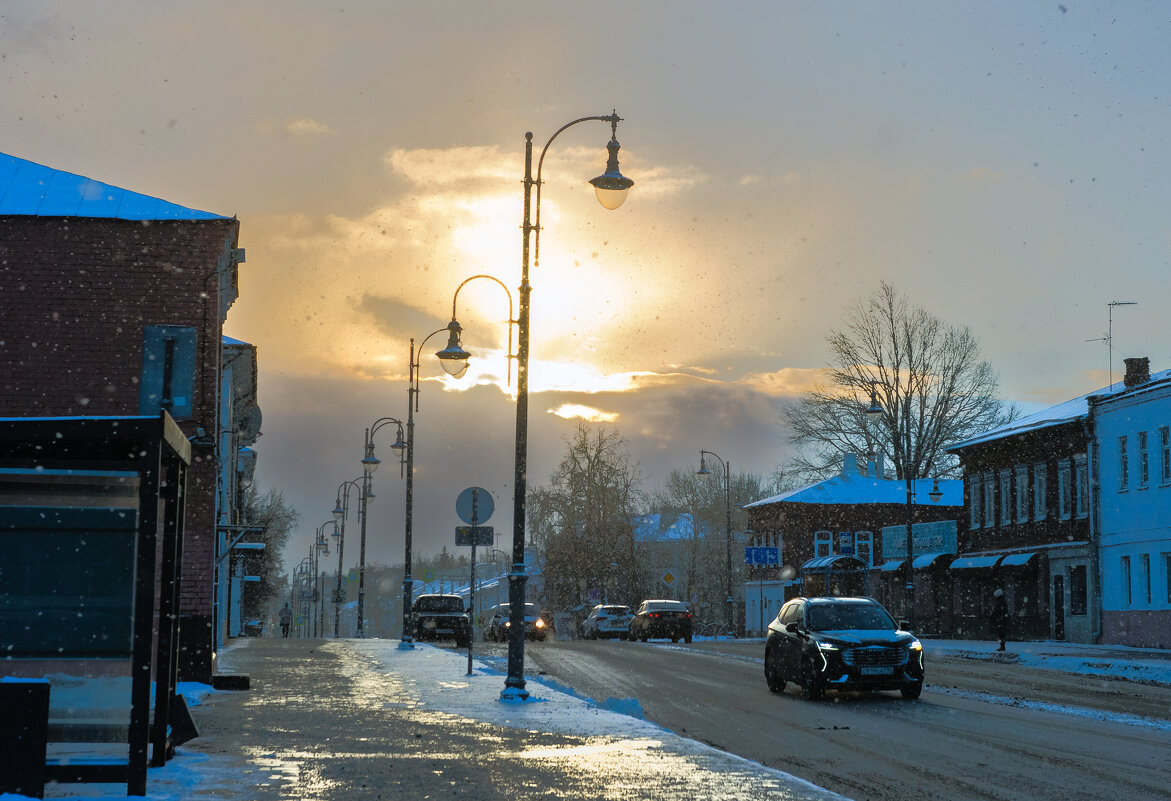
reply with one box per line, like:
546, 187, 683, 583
990, 588, 1009, 651
279, 602, 293, 638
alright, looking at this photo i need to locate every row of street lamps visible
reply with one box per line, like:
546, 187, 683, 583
298, 111, 633, 699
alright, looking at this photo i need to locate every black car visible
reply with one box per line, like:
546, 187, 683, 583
412, 593, 471, 647
764, 596, 924, 700
629, 599, 693, 643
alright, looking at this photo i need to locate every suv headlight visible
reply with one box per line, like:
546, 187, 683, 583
909, 639, 923, 651
815, 641, 839, 651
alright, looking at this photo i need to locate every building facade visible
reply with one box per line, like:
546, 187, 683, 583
1091, 360, 1171, 647
0, 153, 244, 680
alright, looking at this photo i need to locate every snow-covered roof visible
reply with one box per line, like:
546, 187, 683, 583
949, 367, 1171, 451
632, 513, 697, 543
0, 152, 229, 220
746, 467, 961, 509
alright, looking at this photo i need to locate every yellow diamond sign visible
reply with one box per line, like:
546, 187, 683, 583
661, 571, 676, 586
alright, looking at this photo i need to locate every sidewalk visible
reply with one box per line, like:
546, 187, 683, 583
36, 638, 848, 801
922, 637, 1171, 685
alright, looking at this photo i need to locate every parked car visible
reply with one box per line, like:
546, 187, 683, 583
411, 593, 471, 647
483, 602, 549, 642
764, 596, 924, 700
629, 599, 693, 643
581, 604, 634, 640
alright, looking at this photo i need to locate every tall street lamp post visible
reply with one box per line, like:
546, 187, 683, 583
697, 450, 734, 632
394, 322, 471, 650
331, 477, 366, 638
437, 111, 633, 700
358, 419, 405, 637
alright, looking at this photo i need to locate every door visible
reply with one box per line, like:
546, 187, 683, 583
1052, 574, 1065, 641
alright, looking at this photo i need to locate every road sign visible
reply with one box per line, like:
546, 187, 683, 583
744, 546, 780, 565
661, 571, 676, 586
456, 486, 494, 524
455, 525, 494, 546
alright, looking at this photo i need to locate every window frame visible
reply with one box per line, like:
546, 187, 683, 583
854, 531, 873, 568
1118, 435, 1129, 491
1075, 456, 1089, 519
1033, 462, 1047, 521
1058, 462, 1072, 520
1014, 465, 1029, 523
814, 530, 832, 558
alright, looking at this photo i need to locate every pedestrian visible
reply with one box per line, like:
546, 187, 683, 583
990, 588, 1009, 651
279, 602, 293, 638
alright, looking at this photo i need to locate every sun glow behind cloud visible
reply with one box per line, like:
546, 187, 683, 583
550, 404, 619, 422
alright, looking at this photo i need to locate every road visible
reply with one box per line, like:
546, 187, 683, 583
475, 638, 1171, 801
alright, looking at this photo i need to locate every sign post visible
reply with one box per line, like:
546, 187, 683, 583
456, 487, 494, 675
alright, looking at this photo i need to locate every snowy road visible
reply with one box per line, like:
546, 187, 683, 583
511, 638, 1171, 801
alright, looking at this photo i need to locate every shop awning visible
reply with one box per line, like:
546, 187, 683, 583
801, 555, 867, 571
912, 552, 953, 569
1000, 552, 1039, 567
950, 555, 1003, 570
879, 559, 904, 572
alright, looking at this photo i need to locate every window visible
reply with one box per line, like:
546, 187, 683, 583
1161, 427, 1170, 485
1033, 463, 1047, 521
1015, 466, 1028, 523
1138, 432, 1149, 488
1121, 555, 1131, 606
1069, 565, 1087, 615
1118, 436, 1129, 491
814, 530, 832, 558
999, 469, 1011, 525
139, 325, 197, 418
1140, 553, 1151, 605
1075, 456, 1089, 519
854, 531, 873, 567
1058, 462, 1072, 520
1166, 553, 1171, 605
969, 475, 982, 528
983, 471, 995, 527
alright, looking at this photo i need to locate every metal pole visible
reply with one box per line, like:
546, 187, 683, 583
333, 491, 347, 638
904, 410, 915, 630
358, 432, 370, 637
725, 460, 733, 633
401, 342, 417, 649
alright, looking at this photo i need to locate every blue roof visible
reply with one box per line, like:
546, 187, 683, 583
0, 153, 229, 221
746, 473, 962, 508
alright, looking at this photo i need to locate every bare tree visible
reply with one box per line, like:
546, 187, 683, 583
527, 423, 647, 611
241, 484, 300, 620
784, 282, 1016, 482
653, 468, 788, 622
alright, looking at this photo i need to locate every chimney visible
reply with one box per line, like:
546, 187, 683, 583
842, 453, 858, 477
1123, 357, 1150, 388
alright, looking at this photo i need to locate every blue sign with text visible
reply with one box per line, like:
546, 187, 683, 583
744, 546, 780, 565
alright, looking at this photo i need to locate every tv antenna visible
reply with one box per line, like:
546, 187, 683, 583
1086, 300, 1137, 387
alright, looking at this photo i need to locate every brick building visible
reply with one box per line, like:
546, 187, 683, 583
0, 152, 244, 681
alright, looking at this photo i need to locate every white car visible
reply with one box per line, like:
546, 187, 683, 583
581, 604, 634, 640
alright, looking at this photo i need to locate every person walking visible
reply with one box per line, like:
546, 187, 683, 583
990, 588, 1009, 651
279, 602, 293, 638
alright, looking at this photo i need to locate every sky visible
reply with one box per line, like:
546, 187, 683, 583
3, 1, 1169, 572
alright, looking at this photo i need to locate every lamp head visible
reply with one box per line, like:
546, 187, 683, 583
390, 426, 406, 457
361, 441, 381, 475
696, 452, 710, 476
589, 133, 634, 210
436, 319, 471, 377
928, 477, 943, 503
332, 498, 344, 521
865, 388, 884, 422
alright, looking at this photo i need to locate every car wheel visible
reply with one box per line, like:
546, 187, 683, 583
640, 633, 648, 643
684, 632, 693, 644
764, 647, 785, 693
671, 635, 679, 643
802, 658, 825, 701
900, 681, 923, 700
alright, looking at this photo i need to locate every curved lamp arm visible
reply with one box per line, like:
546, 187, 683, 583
435, 274, 517, 386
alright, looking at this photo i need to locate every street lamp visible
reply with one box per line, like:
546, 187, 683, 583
440, 112, 633, 700
331, 478, 366, 637
864, 386, 942, 630
697, 450, 734, 633
358, 419, 405, 637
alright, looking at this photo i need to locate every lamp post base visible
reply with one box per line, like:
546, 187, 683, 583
397, 639, 415, 651
499, 685, 530, 702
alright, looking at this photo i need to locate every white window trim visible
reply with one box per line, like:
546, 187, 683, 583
814, 530, 832, 559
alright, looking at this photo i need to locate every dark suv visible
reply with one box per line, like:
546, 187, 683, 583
629, 599, 693, 643
764, 596, 924, 700
412, 594, 471, 647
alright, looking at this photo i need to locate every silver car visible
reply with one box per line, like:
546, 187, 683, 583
581, 604, 633, 640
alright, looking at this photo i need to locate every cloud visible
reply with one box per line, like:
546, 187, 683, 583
255, 117, 333, 137
384, 146, 514, 187
549, 404, 620, 422
740, 368, 824, 397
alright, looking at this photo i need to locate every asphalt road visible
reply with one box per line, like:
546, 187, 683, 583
487, 638, 1171, 801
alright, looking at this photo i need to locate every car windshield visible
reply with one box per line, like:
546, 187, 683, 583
417, 596, 463, 612
808, 602, 895, 632
600, 606, 629, 615
647, 602, 686, 613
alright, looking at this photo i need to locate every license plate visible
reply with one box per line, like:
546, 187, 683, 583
860, 666, 893, 676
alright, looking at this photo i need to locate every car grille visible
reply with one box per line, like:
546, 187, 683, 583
841, 644, 908, 668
